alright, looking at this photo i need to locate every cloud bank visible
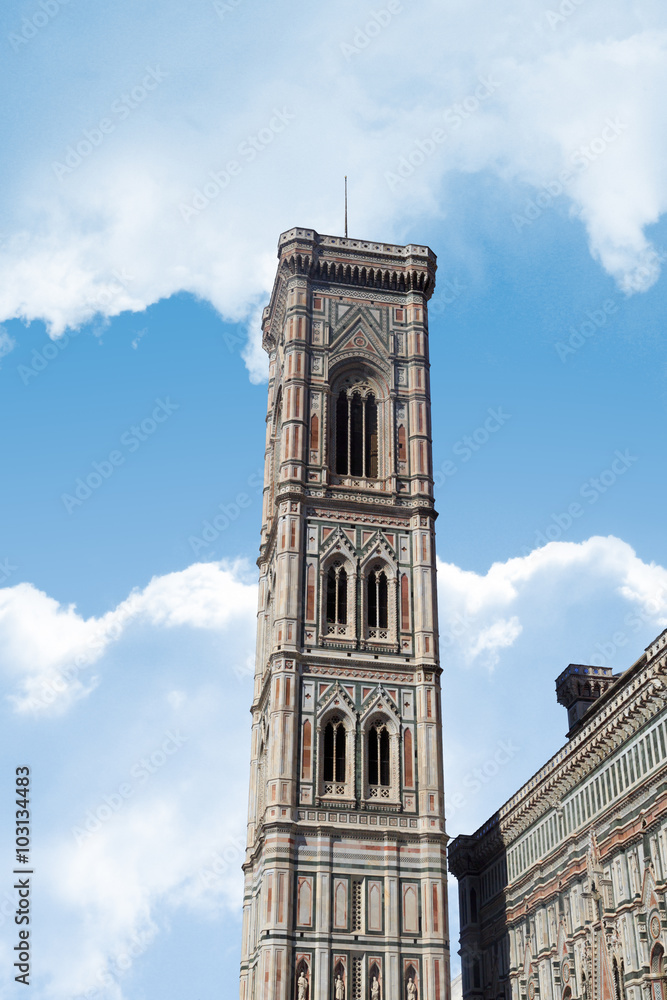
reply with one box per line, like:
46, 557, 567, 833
1, 1, 667, 380
0, 560, 257, 714
1, 537, 666, 998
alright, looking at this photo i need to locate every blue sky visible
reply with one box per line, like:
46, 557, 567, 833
1, 1, 667, 997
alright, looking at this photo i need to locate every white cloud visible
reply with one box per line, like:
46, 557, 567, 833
0, 560, 257, 714
0, 325, 15, 361
3, 536, 666, 997
38, 688, 250, 1000
466, 616, 523, 669
437, 535, 667, 668
1, 2, 667, 378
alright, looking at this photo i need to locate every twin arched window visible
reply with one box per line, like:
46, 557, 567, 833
324, 563, 390, 636
335, 389, 378, 477
319, 714, 396, 800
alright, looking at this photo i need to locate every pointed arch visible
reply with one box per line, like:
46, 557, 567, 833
301, 720, 312, 781
398, 424, 407, 462
404, 726, 414, 787
651, 943, 665, 1000
310, 412, 319, 452
305, 564, 315, 621
404, 961, 419, 992
297, 876, 313, 927
318, 687, 357, 802
401, 573, 410, 631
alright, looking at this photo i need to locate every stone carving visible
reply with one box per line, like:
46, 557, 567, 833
297, 971, 308, 1000
371, 976, 381, 998
335, 974, 345, 999
407, 977, 418, 999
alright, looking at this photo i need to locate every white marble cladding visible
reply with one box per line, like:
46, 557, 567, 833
508, 707, 667, 882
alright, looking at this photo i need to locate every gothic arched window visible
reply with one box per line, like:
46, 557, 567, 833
326, 565, 347, 625
367, 569, 388, 629
323, 717, 346, 782
335, 388, 378, 478
613, 959, 622, 1000
651, 944, 665, 1000
368, 720, 390, 786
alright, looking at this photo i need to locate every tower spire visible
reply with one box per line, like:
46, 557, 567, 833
344, 176, 348, 238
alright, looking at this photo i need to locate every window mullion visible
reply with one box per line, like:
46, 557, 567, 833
362, 396, 367, 477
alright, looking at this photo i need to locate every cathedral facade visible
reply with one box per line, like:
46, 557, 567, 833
239, 229, 450, 1000
449, 629, 667, 1000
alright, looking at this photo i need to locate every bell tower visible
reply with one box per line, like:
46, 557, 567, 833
240, 228, 449, 1000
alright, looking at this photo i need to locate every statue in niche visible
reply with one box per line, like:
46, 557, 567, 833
297, 971, 308, 1000
335, 974, 345, 999
371, 976, 381, 998
407, 977, 418, 1000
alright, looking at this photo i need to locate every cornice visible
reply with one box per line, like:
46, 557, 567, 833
262, 228, 438, 350
449, 634, 667, 875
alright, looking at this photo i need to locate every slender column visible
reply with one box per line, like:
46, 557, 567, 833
362, 394, 367, 477
346, 392, 351, 475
